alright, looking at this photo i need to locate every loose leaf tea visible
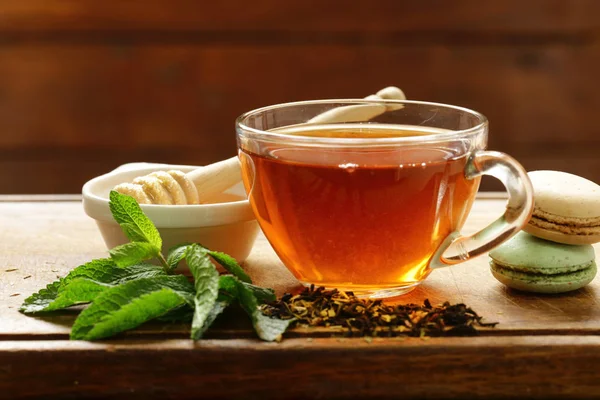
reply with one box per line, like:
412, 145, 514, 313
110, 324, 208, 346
261, 285, 497, 337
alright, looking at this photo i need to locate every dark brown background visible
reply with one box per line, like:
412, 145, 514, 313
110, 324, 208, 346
1, 1, 599, 194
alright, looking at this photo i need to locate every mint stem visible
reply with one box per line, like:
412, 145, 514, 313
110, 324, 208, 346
157, 253, 170, 274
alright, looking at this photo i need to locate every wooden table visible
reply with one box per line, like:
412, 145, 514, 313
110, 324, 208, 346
2, 194, 600, 399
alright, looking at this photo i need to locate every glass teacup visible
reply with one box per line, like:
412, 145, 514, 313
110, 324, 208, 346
236, 100, 533, 298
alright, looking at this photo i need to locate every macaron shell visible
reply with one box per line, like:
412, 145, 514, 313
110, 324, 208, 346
528, 170, 600, 219
524, 223, 600, 246
533, 207, 600, 228
491, 261, 597, 294
489, 231, 596, 274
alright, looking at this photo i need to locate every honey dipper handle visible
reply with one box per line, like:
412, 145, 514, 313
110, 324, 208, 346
185, 156, 242, 202
189, 86, 405, 201
307, 86, 406, 124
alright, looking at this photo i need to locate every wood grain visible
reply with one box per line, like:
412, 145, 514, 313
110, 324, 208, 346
3, 337, 600, 399
1, 45, 598, 148
0, 1, 599, 193
1, 0, 599, 33
1, 43, 600, 193
2, 197, 600, 338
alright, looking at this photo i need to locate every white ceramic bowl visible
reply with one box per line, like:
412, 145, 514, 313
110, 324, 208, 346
82, 162, 260, 263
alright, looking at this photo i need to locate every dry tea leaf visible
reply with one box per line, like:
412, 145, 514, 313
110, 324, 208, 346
261, 285, 497, 338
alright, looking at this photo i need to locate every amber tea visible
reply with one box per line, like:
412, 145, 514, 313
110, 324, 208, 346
237, 100, 534, 298
240, 124, 481, 294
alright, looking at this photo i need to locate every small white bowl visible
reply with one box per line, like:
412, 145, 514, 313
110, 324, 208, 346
82, 162, 260, 263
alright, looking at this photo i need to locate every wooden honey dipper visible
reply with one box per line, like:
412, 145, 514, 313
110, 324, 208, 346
114, 86, 406, 205
113, 157, 241, 205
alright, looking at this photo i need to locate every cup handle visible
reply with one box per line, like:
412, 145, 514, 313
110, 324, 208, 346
429, 150, 534, 269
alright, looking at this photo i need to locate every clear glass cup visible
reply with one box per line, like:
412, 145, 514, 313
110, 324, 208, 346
236, 100, 533, 298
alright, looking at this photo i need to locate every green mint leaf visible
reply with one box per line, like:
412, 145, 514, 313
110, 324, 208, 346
208, 250, 252, 283
235, 279, 292, 341
71, 275, 194, 341
157, 296, 231, 324
241, 282, 276, 303
110, 242, 159, 267
19, 280, 62, 314
218, 275, 238, 293
218, 276, 274, 304
44, 279, 111, 312
195, 299, 232, 337
186, 244, 219, 340
118, 223, 150, 243
108, 263, 170, 283
218, 275, 291, 342
157, 305, 194, 323
20, 259, 167, 313
20, 258, 116, 312
108, 190, 162, 249
166, 243, 191, 271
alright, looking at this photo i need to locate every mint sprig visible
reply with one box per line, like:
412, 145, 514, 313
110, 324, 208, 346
20, 190, 290, 342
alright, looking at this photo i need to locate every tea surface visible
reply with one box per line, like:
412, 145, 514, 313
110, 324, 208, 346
240, 124, 480, 293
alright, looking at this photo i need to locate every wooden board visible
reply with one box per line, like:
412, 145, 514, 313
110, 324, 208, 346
2, 195, 600, 399
2, 0, 600, 33
4, 337, 600, 400
1, 1, 600, 194
1, 44, 600, 194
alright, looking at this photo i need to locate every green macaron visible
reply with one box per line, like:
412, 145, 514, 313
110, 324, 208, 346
489, 231, 597, 294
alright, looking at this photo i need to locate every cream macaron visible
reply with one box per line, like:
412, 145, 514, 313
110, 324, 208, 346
524, 171, 600, 245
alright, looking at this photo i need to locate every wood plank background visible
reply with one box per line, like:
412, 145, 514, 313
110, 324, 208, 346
0, 1, 599, 193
